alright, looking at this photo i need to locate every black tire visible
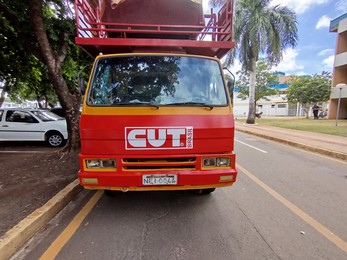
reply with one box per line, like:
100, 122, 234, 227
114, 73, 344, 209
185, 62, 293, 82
195, 188, 215, 195
46, 132, 64, 147
104, 190, 123, 197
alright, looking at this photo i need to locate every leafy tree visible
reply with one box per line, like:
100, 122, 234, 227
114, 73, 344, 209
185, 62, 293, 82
3, 56, 59, 107
287, 72, 331, 118
0, 10, 30, 107
210, 0, 298, 124
0, 2, 53, 106
0, 0, 92, 154
236, 60, 279, 106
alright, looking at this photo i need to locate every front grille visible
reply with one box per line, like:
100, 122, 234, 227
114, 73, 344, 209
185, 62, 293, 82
122, 157, 196, 171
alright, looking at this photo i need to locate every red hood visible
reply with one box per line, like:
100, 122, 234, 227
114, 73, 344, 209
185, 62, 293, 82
80, 114, 234, 155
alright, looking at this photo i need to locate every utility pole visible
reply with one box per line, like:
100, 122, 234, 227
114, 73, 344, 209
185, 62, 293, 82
335, 87, 342, 126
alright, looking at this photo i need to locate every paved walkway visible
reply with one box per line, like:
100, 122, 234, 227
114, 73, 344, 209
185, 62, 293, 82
235, 121, 347, 162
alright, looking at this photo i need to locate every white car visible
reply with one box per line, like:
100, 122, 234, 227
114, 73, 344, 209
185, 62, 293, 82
0, 108, 68, 147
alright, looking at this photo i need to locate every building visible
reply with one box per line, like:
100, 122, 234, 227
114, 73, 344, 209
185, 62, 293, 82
329, 13, 347, 119
233, 72, 306, 117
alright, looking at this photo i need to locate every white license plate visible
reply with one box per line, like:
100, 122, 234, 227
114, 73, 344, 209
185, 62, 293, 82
142, 174, 178, 185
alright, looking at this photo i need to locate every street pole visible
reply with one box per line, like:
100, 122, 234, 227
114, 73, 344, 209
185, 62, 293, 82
335, 87, 342, 126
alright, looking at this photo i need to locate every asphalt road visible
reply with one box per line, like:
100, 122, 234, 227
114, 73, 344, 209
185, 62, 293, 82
14, 132, 347, 260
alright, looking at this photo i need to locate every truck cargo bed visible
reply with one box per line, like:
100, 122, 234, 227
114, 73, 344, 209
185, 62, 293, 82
75, 0, 235, 58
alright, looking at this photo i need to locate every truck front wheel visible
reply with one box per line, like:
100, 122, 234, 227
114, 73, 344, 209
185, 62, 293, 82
104, 190, 121, 197
195, 188, 215, 195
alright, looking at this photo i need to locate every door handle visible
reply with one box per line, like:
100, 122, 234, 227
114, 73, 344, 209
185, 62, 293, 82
1, 125, 9, 127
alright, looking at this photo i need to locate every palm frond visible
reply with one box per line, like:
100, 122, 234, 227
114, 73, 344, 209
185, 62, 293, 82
228, 0, 297, 70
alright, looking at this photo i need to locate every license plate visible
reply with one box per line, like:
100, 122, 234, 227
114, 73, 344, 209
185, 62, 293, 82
142, 174, 177, 185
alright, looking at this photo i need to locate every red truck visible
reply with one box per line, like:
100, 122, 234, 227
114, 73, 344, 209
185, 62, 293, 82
75, 0, 237, 194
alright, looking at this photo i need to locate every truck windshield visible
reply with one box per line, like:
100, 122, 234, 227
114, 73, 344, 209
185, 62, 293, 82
87, 55, 228, 107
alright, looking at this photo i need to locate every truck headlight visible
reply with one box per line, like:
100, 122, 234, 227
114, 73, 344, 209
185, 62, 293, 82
85, 159, 116, 169
202, 158, 216, 167
202, 157, 230, 168
216, 158, 230, 167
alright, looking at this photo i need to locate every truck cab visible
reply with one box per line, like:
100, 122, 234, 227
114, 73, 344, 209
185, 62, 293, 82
75, 0, 237, 193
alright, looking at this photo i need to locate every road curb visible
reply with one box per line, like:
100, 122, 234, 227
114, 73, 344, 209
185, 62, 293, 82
236, 128, 347, 162
0, 179, 82, 260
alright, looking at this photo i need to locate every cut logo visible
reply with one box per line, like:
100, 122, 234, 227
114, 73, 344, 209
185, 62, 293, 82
125, 127, 193, 150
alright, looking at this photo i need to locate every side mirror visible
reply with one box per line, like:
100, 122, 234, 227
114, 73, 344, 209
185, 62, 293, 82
227, 80, 234, 94
227, 80, 234, 105
79, 78, 85, 95
223, 67, 235, 105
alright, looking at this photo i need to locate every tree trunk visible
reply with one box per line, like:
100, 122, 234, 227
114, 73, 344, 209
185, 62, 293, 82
29, 0, 81, 155
246, 58, 257, 124
304, 105, 309, 119
64, 91, 82, 152
0, 89, 5, 108
37, 98, 43, 108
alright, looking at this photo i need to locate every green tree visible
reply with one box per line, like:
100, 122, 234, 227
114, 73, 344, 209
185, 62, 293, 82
236, 60, 279, 106
210, 0, 298, 124
2, 56, 58, 107
0, 10, 31, 107
0, 0, 92, 154
287, 72, 331, 118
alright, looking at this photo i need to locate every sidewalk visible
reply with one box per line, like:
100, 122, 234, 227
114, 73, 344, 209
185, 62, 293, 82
235, 121, 347, 162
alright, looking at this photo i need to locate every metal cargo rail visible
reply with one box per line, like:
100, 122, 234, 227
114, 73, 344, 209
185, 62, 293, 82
75, 0, 235, 58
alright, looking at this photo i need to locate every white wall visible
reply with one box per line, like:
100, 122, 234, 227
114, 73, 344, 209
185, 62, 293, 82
233, 93, 328, 117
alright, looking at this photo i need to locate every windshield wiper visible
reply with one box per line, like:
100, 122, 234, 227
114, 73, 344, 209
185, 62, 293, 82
112, 102, 159, 109
165, 102, 214, 109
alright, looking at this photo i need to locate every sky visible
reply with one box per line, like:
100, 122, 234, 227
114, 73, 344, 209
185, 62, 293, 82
203, 0, 347, 77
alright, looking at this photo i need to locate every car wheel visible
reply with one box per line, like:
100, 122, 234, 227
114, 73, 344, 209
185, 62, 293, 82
47, 132, 64, 147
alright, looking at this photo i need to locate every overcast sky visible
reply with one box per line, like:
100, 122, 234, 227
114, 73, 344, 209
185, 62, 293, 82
204, 0, 347, 76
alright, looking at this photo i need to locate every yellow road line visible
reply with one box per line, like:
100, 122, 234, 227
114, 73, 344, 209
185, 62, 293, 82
40, 190, 103, 260
237, 163, 347, 254
40, 166, 347, 257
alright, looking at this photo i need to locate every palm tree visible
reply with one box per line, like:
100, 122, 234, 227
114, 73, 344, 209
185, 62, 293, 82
211, 0, 298, 124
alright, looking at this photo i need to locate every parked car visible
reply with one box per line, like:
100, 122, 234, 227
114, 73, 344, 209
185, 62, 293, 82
50, 107, 65, 118
50, 107, 82, 118
0, 108, 68, 147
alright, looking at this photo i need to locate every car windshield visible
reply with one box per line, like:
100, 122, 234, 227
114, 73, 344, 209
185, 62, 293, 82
87, 55, 228, 107
31, 110, 64, 122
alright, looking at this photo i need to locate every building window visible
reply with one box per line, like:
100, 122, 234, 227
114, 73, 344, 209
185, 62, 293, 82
278, 104, 287, 108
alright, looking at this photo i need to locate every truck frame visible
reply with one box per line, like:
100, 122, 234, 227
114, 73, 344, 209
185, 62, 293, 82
75, 0, 237, 194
